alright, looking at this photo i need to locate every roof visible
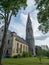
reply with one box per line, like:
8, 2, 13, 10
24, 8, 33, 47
16, 35, 28, 45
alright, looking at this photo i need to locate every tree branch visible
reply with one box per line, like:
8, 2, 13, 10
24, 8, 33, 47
7, 12, 9, 21
8, 11, 13, 24
0, 13, 5, 18
8, 1, 17, 24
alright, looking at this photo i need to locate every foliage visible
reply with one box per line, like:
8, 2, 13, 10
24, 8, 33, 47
0, 0, 27, 21
42, 50, 48, 57
46, 50, 49, 58
36, 46, 42, 56
36, 47, 43, 63
22, 52, 32, 57
13, 52, 32, 58
36, 46, 49, 58
12, 55, 17, 58
35, 0, 49, 33
36, 46, 49, 63
13, 54, 22, 58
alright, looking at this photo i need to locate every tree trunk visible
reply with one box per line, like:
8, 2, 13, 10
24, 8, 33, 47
0, 58, 2, 65
0, 22, 9, 65
0, 9, 12, 65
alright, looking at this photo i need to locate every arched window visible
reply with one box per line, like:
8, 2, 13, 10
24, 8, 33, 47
26, 46, 27, 52
20, 44, 22, 53
6, 50, 9, 55
8, 40, 10, 44
23, 45, 25, 52
16, 43, 19, 53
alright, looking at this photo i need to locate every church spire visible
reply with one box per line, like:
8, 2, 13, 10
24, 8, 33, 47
27, 13, 31, 24
28, 13, 30, 20
26, 14, 35, 56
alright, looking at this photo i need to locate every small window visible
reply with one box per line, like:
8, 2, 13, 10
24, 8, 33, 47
16, 43, 19, 53
20, 44, 22, 53
11, 34, 13, 37
23, 45, 25, 52
0, 40, 1, 42
1, 29, 4, 32
8, 40, 10, 44
26, 46, 28, 51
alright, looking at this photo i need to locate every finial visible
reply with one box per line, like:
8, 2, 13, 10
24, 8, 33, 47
28, 13, 30, 18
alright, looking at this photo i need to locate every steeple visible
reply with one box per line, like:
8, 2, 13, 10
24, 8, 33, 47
27, 13, 31, 24
28, 13, 30, 21
26, 13, 35, 55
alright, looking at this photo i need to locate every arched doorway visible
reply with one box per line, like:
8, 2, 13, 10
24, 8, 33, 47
5, 50, 10, 58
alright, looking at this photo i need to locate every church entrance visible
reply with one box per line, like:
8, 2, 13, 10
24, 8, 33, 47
5, 50, 10, 58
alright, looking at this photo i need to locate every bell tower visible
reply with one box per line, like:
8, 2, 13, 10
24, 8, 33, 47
26, 13, 35, 55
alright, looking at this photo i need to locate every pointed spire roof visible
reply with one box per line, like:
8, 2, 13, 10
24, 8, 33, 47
27, 13, 31, 24
28, 13, 30, 20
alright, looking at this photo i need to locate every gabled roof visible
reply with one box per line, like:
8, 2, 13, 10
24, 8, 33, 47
16, 35, 28, 45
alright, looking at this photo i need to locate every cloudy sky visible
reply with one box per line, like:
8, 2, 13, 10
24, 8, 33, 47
9, 0, 49, 47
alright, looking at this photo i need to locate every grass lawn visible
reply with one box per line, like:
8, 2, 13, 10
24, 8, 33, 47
3, 57, 49, 65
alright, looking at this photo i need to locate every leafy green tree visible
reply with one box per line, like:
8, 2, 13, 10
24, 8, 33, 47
37, 47, 43, 63
35, 0, 49, 33
46, 50, 49, 58
42, 50, 48, 57
0, 0, 27, 65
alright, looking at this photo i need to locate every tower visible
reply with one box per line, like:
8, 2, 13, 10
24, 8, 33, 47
26, 13, 35, 55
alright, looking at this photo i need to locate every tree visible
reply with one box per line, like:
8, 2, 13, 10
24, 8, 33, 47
35, 0, 49, 33
0, 0, 27, 65
36, 46, 43, 63
46, 50, 49, 58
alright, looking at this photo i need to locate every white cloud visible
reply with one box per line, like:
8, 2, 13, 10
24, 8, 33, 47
35, 38, 49, 47
9, 21, 25, 39
20, 13, 27, 26
27, 0, 35, 6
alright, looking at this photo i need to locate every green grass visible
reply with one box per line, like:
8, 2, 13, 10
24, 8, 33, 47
3, 57, 49, 65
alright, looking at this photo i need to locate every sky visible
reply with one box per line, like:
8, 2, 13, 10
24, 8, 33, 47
9, 0, 49, 47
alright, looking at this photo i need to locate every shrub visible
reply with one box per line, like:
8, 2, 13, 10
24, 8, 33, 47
28, 51, 32, 57
13, 54, 22, 58
13, 55, 17, 58
46, 51, 49, 58
13, 52, 32, 58
22, 52, 32, 57
17, 54, 22, 58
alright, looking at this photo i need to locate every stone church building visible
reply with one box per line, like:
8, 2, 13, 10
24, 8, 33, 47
0, 14, 35, 57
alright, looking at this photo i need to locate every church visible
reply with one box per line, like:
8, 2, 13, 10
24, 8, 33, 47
0, 14, 35, 57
